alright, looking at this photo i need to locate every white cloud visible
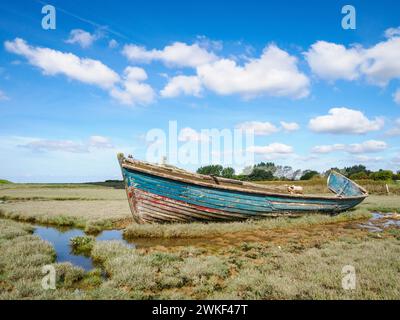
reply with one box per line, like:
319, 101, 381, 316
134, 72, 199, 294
394, 89, 400, 104
5, 38, 155, 107
312, 144, 345, 154
347, 140, 387, 153
160, 75, 202, 98
178, 127, 209, 142
305, 41, 363, 81
236, 121, 279, 135
197, 44, 310, 99
309, 107, 384, 134
354, 155, 383, 162
248, 143, 293, 155
88, 136, 114, 148
195, 35, 223, 51
361, 37, 400, 86
122, 42, 218, 68
19, 136, 114, 153
305, 32, 400, 87
21, 139, 89, 153
384, 26, 400, 38
110, 67, 155, 105
65, 29, 99, 48
312, 140, 387, 154
5, 38, 119, 89
280, 121, 300, 132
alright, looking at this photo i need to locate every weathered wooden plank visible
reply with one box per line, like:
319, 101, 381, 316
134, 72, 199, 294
117, 154, 368, 223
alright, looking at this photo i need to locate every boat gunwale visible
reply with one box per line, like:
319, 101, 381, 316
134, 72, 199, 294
120, 157, 367, 201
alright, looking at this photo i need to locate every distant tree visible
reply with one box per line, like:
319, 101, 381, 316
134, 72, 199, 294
343, 165, 370, 177
247, 168, 274, 181
370, 170, 394, 181
197, 165, 223, 176
221, 167, 235, 179
349, 172, 369, 180
300, 170, 319, 180
254, 162, 277, 174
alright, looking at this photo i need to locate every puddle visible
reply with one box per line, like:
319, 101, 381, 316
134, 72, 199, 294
357, 212, 400, 232
33, 225, 134, 271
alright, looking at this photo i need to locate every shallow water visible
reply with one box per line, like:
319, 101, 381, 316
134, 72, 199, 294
357, 212, 400, 232
33, 225, 134, 271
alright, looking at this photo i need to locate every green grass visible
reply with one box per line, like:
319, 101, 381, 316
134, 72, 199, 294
0, 180, 12, 184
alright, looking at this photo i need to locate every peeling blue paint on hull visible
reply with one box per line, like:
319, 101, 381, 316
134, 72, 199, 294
120, 165, 367, 224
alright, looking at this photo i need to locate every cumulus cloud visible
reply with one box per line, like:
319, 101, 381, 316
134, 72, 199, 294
65, 29, 98, 48
122, 42, 218, 68
5, 38, 155, 106
110, 66, 155, 105
305, 30, 400, 87
308, 107, 384, 134
160, 75, 202, 98
197, 44, 309, 99
20, 136, 114, 153
312, 140, 387, 154
304, 41, 363, 81
248, 143, 293, 155
125, 41, 309, 99
236, 121, 279, 135
5, 38, 119, 89
280, 121, 300, 132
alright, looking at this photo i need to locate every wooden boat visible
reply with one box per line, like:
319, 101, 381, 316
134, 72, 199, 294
117, 153, 368, 224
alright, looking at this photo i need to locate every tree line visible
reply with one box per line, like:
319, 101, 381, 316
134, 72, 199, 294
196, 163, 400, 182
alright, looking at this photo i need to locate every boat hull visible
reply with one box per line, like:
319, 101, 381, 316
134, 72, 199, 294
121, 166, 366, 223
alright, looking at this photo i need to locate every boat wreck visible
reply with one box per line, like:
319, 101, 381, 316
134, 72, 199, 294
118, 153, 368, 224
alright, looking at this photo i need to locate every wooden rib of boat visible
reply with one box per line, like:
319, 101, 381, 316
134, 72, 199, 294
117, 153, 368, 224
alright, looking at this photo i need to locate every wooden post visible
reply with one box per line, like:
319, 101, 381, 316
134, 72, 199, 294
385, 184, 390, 195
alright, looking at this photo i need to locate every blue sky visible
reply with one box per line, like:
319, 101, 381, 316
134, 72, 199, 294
0, 0, 399, 182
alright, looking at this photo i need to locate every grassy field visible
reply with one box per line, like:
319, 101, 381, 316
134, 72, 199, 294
0, 183, 399, 299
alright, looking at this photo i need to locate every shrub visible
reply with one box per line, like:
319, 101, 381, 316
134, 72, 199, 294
350, 172, 369, 180
370, 170, 394, 181
300, 170, 319, 180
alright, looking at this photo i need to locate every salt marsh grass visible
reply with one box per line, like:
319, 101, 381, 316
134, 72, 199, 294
0, 184, 126, 201
0, 184, 399, 299
0, 200, 131, 233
